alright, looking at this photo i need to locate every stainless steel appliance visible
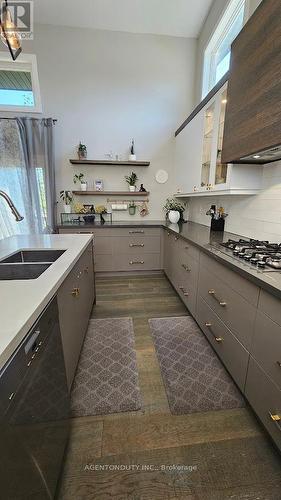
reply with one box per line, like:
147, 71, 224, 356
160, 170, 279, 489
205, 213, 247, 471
219, 238, 281, 272
0, 297, 70, 499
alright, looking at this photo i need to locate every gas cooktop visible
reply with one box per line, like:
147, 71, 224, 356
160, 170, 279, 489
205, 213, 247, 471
219, 238, 281, 272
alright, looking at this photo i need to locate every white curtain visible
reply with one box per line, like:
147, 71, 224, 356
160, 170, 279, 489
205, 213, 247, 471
0, 118, 55, 240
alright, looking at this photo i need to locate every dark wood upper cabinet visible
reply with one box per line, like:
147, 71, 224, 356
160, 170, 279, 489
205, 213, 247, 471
221, 0, 281, 164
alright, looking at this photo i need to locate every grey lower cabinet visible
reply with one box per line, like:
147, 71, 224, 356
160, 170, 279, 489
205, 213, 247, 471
57, 243, 94, 389
59, 227, 162, 272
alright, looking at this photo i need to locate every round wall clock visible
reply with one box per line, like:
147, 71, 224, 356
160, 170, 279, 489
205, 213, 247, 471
155, 169, 168, 184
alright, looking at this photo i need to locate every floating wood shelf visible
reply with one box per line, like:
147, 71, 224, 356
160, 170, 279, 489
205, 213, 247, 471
70, 159, 150, 167
72, 191, 150, 196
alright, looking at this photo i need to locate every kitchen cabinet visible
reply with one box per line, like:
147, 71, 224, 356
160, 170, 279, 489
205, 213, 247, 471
59, 227, 162, 273
174, 82, 262, 197
57, 243, 94, 388
222, 0, 281, 164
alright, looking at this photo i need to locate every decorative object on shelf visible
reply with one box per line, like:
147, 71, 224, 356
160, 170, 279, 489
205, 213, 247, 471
73, 173, 87, 191
139, 184, 146, 192
129, 139, 136, 161
94, 179, 104, 191
128, 202, 136, 216
95, 204, 107, 224
163, 197, 186, 224
125, 171, 138, 192
140, 201, 149, 217
155, 169, 169, 184
60, 190, 73, 213
111, 203, 128, 211
60, 211, 112, 225
78, 142, 87, 160
206, 204, 228, 231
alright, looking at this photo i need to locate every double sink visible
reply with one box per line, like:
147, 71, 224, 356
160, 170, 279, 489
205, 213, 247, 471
0, 250, 66, 280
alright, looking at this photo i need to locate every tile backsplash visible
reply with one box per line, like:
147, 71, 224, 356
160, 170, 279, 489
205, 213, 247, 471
187, 160, 281, 241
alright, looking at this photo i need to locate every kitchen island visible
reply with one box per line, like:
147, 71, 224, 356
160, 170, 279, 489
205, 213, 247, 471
0, 234, 94, 376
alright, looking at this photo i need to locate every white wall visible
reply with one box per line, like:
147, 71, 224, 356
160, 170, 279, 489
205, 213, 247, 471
187, 161, 281, 241
23, 24, 196, 221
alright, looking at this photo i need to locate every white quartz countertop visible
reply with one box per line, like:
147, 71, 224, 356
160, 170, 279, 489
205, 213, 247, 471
0, 233, 93, 371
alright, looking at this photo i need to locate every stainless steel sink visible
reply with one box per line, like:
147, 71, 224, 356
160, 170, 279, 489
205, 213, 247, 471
0, 263, 52, 280
0, 249, 66, 264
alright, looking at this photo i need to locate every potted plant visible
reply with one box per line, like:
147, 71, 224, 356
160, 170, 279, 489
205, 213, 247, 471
125, 171, 138, 192
77, 142, 87, 160
163, 197, 186, 224
60, 190, 73, 213
129, 139, 136, 161
74, 173, 87, 191
128, 202, 136, 216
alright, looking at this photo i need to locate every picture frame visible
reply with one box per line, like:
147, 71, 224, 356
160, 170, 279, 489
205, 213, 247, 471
95, 179, 104, 191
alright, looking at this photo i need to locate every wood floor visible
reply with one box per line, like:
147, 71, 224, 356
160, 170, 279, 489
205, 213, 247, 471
58, 274, 281, 500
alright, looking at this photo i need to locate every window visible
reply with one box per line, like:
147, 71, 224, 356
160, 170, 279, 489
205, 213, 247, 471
0, 53, 42, 112
202, 0, 245, 98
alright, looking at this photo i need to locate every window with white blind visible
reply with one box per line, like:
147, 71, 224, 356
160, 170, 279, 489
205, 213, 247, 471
202, 0, 245, 98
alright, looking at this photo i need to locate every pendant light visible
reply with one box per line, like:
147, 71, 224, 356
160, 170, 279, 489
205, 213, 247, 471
0, 0, 22, 60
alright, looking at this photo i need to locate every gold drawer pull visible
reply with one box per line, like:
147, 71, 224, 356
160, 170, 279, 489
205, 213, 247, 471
181, 264, 191, 272
205, 322, 223, 343
71, 287, 80, 297
129, 244, 144, 248
129, 261, 144, 265
208, 289, 227, 307
179, 286, 189, 296
174, 236, 179, 241
129, 230, 144, 234
269, 411, 281, 432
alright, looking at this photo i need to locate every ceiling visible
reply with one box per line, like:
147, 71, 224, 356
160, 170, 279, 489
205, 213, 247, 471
33, 0, 213, 38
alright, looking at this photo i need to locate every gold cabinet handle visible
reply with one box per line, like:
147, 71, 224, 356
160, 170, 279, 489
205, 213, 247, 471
129, 230, 144, 234
129, 243, 144, 248
205, 322, 223, 343
181, 263, 191, 272
174, 236, 179, 241
71, 287, 80, 297
129, 261, 144, 265
269, 411, 281, 432
179, 286, 189, 296
208, 289, 227, 307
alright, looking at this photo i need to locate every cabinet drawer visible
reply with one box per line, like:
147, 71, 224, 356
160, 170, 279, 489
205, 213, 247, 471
94, 236, 113, 255
178, 237, 200, 262
115, 235, 160, 254
245, 357, 281, 453
107, 227, 161, 237
114, 253, 161, 271
252, 311, 281, 391
200, 253, 259, 305
173, 252, 199, 316
197, 296, 249, 391
259, 290, 281, 327
198, 265, 256, 350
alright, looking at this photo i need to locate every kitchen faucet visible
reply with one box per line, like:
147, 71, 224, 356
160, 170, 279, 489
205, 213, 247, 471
0, 190, 24, 221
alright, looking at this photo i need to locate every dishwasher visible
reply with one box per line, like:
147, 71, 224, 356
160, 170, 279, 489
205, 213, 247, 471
0, 296, 70, 499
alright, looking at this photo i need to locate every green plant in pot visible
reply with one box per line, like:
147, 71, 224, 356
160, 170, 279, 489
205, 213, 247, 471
129, 202, 136, 216
163, 197, 186, 224
125, 171, 138, 192
73, 173, 87, 191
60, 190, 73, 213
78, 142, 87, 160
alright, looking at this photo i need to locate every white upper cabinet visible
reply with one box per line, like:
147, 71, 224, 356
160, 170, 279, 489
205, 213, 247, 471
174, 82, 263, 198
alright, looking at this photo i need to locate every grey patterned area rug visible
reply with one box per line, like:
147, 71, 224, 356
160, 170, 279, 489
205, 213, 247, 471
71, 318, 142, 417
149, 316, 245, 415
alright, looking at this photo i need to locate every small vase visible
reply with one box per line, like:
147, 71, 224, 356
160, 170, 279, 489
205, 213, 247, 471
80, 182, 87, 191
129, 205, 136, 215
168, 210, 180, 224
129, 185, 136, 192
129, 154, 137, 161
78, 151, 87, 160
64, 204, 71, 214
